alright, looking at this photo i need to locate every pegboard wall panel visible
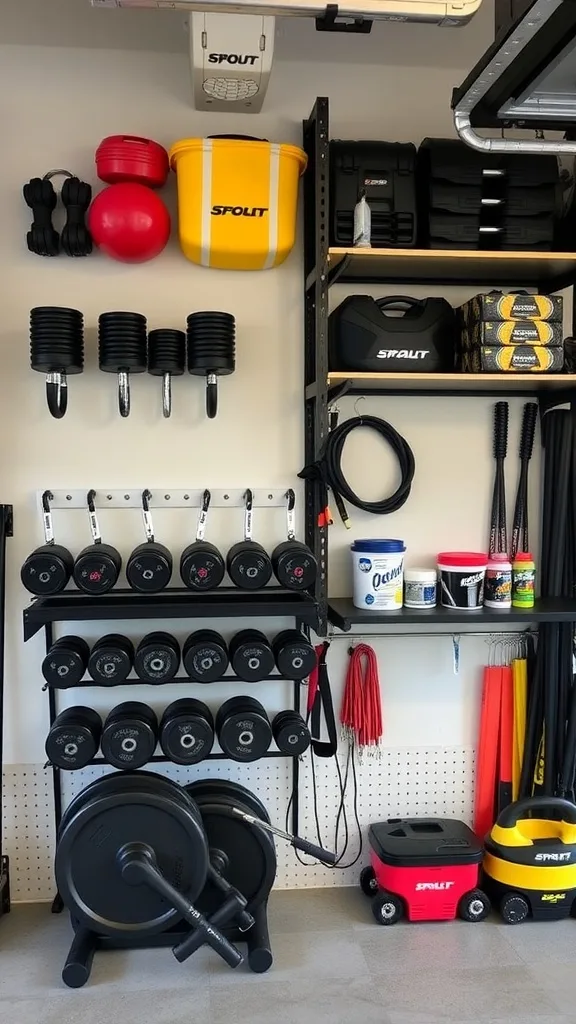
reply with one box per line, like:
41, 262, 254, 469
2, 746, 475, 901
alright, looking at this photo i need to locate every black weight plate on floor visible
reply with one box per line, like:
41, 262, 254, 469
56, 773, 208, 937
188, 783, 275, 913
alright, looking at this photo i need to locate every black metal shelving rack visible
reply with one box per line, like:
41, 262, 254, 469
302, 96, 576, 636
23, 586, 319, 856
0, 505, 13, 921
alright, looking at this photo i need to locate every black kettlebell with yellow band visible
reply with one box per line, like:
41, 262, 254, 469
483, 797, 576, 924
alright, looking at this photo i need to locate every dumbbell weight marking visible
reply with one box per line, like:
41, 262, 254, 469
134, 632, 180, 683
229, 630, 275, 682
183, 630, 228, 683
101, 702, 158, 770
160, 699, 214, 765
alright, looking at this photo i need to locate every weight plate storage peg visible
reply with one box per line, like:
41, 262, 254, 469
45, 706, 102, 770
180, 489, 225, 592
229, 630, 275, 682
98, 310, 147, 418
159, 699, 214, 765
101, 702, 158, 770
21, 490, 74, 596
271, 489, 318, 591
134, 632, 180, 683
42, 635, 89, 689
30, 306, 84, 419
216, 696, 272, 762
88, 634, 134, 685
73, 490, 122, 594
126, 490, 173, 593
183, 629, 229, 683
148, 328, 185, 418
227, 489, 272, 591
272, 710, 311, 756
272, 630, 317, 680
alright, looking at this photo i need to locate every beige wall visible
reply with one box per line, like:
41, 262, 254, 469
1, 38, 544, 766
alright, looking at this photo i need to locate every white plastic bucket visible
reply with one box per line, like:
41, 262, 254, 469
351, 539, 405, 610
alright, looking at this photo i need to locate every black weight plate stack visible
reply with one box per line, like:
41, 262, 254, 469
56, 771, 209, 938
187, 779, 276, 913
183, 629, 228, 683
272, 710, 311, 756
180, 541, 226, 592
148, 329, 185, 377
88, 634, 134, 685
21, 542, 73, 596
98, 311, 147, 416
30, 306, 84, 418
73, 543, 122, 595
134, 632, 180, 683
45, 706, 102, 770
42, 635, 89, 688
160, 699, 214, 765
126, 541, 173, 593
272, 630, 317, 680
187, 311, 235, 419
229, 630, 275, 682
101, 701, 158, 770
216, 696, 272, 762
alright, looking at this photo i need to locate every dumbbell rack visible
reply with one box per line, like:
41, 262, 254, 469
0, 505, 13, 922
23, 585, 319, 892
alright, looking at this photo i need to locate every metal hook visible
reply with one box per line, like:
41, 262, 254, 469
87, 490, 96, 514
244, 489, 253, 511
46, 373, 68, 419
141, 489, 154, 543
202, 489, 211, 513
41, 490, 53, 514
86, 490, 102, 546
142, 489, 151, 513
354, 396, 366, 421
286, 488, 296, 512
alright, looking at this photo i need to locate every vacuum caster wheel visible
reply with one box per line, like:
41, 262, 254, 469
371, 891, 403, 926
360, 867, 378, 897
458, 888, 491, 923
500, 892, 529, 925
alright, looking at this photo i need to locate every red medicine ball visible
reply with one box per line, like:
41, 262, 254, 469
88, 183, 171, 263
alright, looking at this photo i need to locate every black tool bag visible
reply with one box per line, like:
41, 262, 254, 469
329, 294, 456, 373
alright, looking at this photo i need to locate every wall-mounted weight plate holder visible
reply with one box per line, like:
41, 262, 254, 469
38, 490, 289, 509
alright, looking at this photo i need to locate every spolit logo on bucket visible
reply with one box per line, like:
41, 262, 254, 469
373, 564, 403, 590
358, 558, 372, 573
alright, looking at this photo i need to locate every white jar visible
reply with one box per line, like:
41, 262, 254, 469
351, 538, 405, 610
404, 569, 437, 608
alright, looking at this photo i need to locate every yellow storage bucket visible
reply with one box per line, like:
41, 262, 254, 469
169, 136, 307, 271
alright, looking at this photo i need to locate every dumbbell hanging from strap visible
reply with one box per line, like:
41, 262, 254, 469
272, 489, 318, 591
21, 490, 74, 596
227, 489, 272, 590
99, 311, 147, 418
126, 490, 173, 593
30, 306, 84, 419
180, 489, 225, 592
73, 491, 122, 595
148, 328, 185, 419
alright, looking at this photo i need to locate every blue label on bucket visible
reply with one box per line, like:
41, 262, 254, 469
358, 558, 372, 572
365, 594, 374, 605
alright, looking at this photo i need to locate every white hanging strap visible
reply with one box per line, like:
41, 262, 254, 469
285, 488, 296, 541
42, 490, 55, 546
196, 489, 211, 542
87, 490, 102, 546
244, 489, 253, 542
142, 489, 155, 543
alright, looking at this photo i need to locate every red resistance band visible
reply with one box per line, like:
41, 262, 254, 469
341, 644, 383, 749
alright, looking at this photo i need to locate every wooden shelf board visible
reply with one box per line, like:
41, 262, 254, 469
328, 248, 576, 286
327, 372, 576, 394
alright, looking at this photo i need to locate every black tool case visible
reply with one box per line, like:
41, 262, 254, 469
329, 294, 456, 373
417, 138, 562, 250
330, 140, 417, 248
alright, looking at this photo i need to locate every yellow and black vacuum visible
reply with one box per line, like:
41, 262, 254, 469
484, 797, 576, 923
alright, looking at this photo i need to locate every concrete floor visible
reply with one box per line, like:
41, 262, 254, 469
0, 888, 574, 1023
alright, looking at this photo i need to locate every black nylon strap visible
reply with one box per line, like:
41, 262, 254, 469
310, 643, 338, 757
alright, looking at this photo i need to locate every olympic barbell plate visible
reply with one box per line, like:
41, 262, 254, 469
56, 777, 208, 937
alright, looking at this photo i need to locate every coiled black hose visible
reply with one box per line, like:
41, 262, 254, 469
299, 414, 415, 526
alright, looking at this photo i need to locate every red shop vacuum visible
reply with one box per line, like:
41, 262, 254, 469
360, 817, 490, 925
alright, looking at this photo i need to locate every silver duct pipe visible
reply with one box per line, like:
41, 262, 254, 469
453, 110, 576, 155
